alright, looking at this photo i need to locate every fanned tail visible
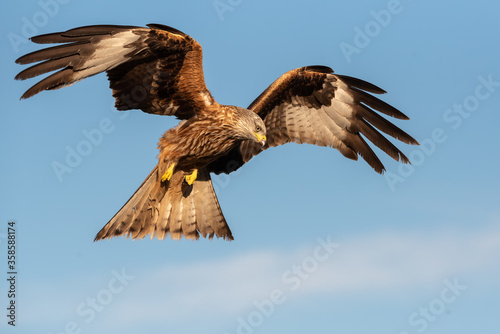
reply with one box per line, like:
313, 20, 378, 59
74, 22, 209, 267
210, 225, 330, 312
94, 166, 233, 241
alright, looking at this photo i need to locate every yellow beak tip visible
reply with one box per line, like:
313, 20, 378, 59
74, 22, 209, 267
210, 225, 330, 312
254, 132, 267, 146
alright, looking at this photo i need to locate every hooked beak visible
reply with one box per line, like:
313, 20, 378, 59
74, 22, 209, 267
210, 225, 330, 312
254, 132, 267, 147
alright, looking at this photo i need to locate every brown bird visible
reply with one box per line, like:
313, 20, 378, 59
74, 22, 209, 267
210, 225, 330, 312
15, 23, 418, 241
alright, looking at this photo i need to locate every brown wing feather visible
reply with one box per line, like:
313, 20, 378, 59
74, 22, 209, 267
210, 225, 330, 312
15, 24, 216, 119
209, 66, 418, 175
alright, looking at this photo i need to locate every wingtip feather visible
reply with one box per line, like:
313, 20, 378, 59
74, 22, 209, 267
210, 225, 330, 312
147, 23, 188, 37
303, 65, 334, 74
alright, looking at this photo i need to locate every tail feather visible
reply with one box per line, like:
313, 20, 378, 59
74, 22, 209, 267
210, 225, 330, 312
181, 191, 198, 239
193, 169, 233, 239
163, 171, 184, 240
94, 166, 163, 240
94, 165, 233, 241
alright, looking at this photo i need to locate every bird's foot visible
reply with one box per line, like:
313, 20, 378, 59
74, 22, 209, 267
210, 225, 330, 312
161, 163, 176, 182
184, 169, 198, 185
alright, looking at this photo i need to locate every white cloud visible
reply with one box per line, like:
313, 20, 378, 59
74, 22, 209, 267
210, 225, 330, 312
101, 224, 500, 328
22, 224, 500, 332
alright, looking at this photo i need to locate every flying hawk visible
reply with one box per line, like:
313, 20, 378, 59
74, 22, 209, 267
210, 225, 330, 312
15, 24, 418, 241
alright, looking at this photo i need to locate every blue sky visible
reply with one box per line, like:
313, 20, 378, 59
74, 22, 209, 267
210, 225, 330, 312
1, 0, 499, 333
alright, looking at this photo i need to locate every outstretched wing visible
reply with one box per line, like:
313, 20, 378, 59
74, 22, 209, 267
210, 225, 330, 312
208, 66, 418, 174
15, 24, 217, 119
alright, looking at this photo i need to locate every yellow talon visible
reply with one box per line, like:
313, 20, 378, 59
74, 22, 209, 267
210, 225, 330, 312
185, 169, 198, 185
161, 163, 176, 182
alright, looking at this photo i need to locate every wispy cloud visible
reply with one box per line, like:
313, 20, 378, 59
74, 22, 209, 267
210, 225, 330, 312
23, 224, 500, 332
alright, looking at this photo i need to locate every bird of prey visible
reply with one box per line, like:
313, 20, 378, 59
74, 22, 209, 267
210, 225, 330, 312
15, 23, 418, 241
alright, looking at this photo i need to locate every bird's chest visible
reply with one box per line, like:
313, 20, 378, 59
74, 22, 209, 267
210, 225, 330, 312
159, 121, 239, 169
184, 129, 238, 165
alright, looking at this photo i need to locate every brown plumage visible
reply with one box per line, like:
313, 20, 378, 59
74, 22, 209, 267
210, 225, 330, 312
15, 24, 418, 241
210, 66, 419, 175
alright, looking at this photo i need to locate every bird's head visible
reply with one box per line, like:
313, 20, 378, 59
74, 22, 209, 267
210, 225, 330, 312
232, 107, 267, 146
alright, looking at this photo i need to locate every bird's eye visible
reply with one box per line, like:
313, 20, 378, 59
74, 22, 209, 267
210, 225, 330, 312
256, 126, 261, 132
